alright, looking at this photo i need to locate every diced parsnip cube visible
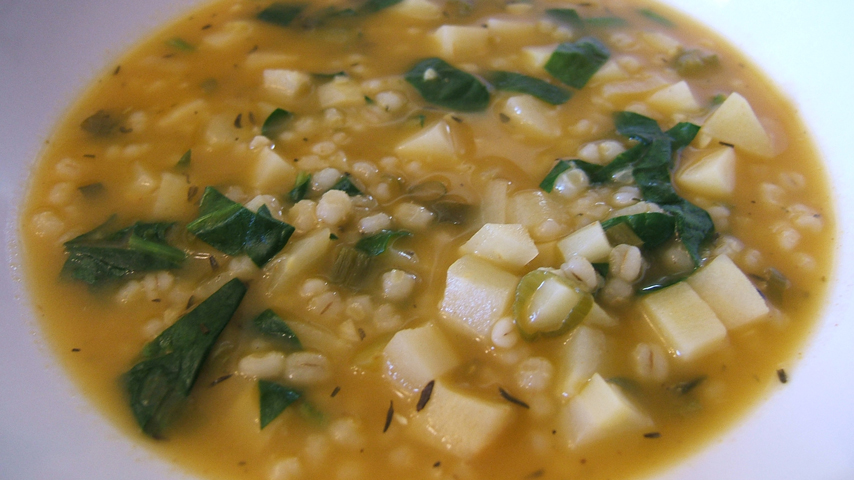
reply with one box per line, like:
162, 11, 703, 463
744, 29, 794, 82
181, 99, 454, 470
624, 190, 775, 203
500, 95, 561, 139
601, 76, 669, 102
641, 282, 727, 361
583, 302, 618, 329
557, 325, 606, 398
395, 120, 457, 165
317, 77, 365, 109
526, 276, 585, 332
521, 45, 556, 70
263, 228, 334, 291
507, 190, 558, 233
287, 320, 351, 357
699, 92, 774, 158
253, 148, 296, 192
409, 381, 513, 459
675, 146, 736, 199
459, 223, 538, 269
485, 18, 537, 45
557, 221, 612, 263
440, 255, 519, 337
389, 0, 442, 19
589, 60, 629, 84
263, 69, 312, 99
432, 25, 490, 59
686, 254, 770, 330
201, 20, 254, 49
383, 324, 461, 392
640, 32, 682, 56
647, 80, 700, 114
481, 178, 509, 224
559, 373, 652, 447
152, 172, 193, 219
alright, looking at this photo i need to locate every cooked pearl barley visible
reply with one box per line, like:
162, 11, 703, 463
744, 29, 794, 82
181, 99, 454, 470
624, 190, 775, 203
599, 140, 627, 162
237, 351, 287, 379
375, 91, 406, 112
515, 357, 554, 392
54, 157, 83, 180
632, 343, 669, 382
561, 255, 599, 292
288, 199, 318, 233
610, 244, 643, 282
285, 352, 331, 385
600, 277, 634, 306
316, 190, 353, 226
491, 317, 519, 349
312, 167, 343, 192
610, 186, 641, 208
329, 417, 365, 449
300, 278, 329, 298
31, 210, 65, 239
381, 269, 417, 302
358, 213, 392, 234
392, 202, 435, 230
759, 182, 785, 207
772, 222, 801, 251
553, 168, 590, 200
269, 458, 303, 480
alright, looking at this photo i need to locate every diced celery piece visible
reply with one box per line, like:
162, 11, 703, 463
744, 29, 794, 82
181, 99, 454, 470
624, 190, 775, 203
383, 324, 461, 393
686, 254, 770, 330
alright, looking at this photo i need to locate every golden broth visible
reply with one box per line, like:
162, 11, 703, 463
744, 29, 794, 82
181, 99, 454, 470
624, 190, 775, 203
21, 0, 833, 480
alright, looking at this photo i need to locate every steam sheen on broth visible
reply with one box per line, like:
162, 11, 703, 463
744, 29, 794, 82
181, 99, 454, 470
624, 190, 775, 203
21, 0, 833, 479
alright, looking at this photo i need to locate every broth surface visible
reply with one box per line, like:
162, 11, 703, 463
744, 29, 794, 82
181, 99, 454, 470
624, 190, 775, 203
21, 1, 834, 479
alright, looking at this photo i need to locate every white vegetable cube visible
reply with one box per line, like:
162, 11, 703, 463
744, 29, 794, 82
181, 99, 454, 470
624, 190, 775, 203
396, 120, 457, 164
647, 80, 700, 114
409, 381, 513, 458
486, 18, 537, 45
263, 69, 311, 99
687, 255, 770, 330
440, 255, 518, 337
521, 45, 556, 70
527, 276, 585, 332
557, 221, 612, 263
317, 77, 365, 109
252, 148, 296, 192
557, 325, 606, 398
507, 190, 557, 233
481, 179, 509, 224
500, 95, 561, 139
699, 92, 774, 158
560, 373, 652, 447
676, 147, 736, 199
383, 324, 461, 392
459, 223, 538, 269
389, 0, 441, 19
432, 25, 489, 59
641, 282, 727, 361
152, 172, 192, 219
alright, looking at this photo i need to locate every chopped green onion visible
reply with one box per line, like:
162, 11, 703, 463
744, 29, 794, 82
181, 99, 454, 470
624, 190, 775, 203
513, 269, 592, 341
262, 108, 293, 139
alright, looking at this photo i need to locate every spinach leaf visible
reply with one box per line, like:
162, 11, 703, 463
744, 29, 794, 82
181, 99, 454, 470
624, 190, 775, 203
331, 173, 363, 196
175, 149, 192, 169
80, 109, 123, 136
355, 230, 411, 256
262, 108, 293, 139
585, 16, 628, 28
487, 71, 571, 105
253, 309, 302, 350
404, 58, 490, 112
187, 187, 295, 267
602, 213, 676, 249
289, 171, 311, 202
257, 3, 305, 26
545, 37, 610, 89
545, 8, 584, 29
62, 218, 186, 285
358, 0, 403, 14
125, 278, 247, 438
259, 380, 302, 429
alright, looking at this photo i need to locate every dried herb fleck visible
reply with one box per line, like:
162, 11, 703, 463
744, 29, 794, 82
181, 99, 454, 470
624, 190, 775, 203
416, 380, 435, 412
498, 387, 530, 409
383, 400, 394, 433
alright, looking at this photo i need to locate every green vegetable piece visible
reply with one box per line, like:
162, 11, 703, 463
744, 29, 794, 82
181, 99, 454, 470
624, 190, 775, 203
187, 187, 295, 267
431, 200, 470, 225
602, 213, 676, 249
638, 8, 675, 27
487, 71, 571, 105
613, 111, 664, 142
591, 262, 609, 278
175, 149, 192, 169
253, 309, 302, 350
407, 180, 447, 202
78, 182, 105, 198
262, 108, 293, 139
545, 37, 610, 89
80, 109, 122, 136
62, 217, 186, 285
331, 245, 373, 288
545, 8, 584, 29
540, 160, 573, 192
330, 173, 363, 196
669, 375, 707, 395
165, 37, 195, 52
125, 278, 247, 437
355, 230, 411, 256
259, 380, 301, 429
514, 269, 592, 341
763, 267, 790, 305
257, 3, 305, 26
404, 58, 490, 112
358, 0, 403, 14
603, 221, 644, 247
585, 16, 628, 28
673, 49, 719, 76
289, 171, 311, 202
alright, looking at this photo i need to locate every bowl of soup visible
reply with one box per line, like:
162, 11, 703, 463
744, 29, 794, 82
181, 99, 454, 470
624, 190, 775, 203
1, 1, 853, 479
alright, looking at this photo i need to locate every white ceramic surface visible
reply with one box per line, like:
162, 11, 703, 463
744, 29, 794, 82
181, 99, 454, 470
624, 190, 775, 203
1, 1, 852, 479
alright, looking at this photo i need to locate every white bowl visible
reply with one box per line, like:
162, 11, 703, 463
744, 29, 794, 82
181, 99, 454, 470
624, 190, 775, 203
1, 1, 852, 479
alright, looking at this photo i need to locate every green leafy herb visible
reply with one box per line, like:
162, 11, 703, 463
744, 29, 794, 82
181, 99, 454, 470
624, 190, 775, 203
544, 37, 610, 89
591, 262, 609, 278
262, 108, 293, 139
545, 8, 584, 29
710, 93, 727, 106
289, 171, 311, 202
62, 217, 186, 285
165, 37, 195, 52
331, 173, 363, 196
125, 279, 247, 437
186, 187, 295, 267
331, 245, 373, 288
487, 71, 571, 105
253, 309, 302, 350
355, 230, 412, 256
404, 58, 490, 112
585, 16, 628, 28
602, 213, 676, 249
257, 3, 305, 27
80, 109, 122, 136
259, 380, 301, 429
638, 8, 675, 27
175, 149, 192, 169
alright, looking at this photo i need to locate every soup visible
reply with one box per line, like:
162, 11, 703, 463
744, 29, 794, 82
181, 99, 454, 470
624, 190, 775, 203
20, 0, 834, 479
